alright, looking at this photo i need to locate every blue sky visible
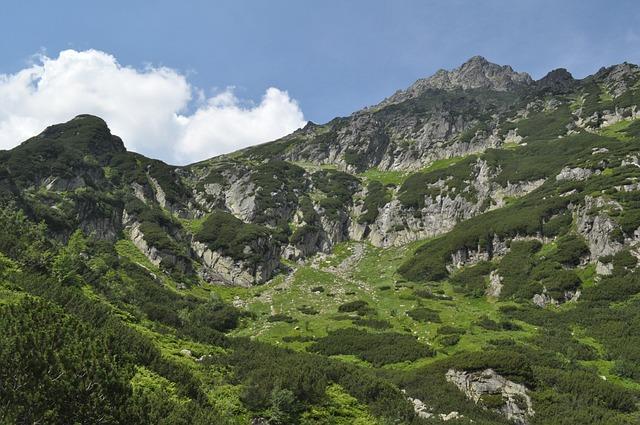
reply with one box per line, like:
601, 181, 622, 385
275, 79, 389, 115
0, 0, 639, 163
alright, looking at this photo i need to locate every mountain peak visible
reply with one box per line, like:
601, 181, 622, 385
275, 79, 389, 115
592, 62, 640, 97
380, 56, 533, 106
461, 55, 491, 67
535, 68, 577, 93
33, 114, 126, 155
427, 56, 532, 91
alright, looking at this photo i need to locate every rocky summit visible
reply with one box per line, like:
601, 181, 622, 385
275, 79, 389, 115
2, 57, 640, 424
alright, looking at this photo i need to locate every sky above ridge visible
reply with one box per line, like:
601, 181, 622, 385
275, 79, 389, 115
0, 0, 639, 164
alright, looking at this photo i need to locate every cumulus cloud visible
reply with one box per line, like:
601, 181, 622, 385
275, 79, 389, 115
174, 87, 306, 163
0, 49, 306, 164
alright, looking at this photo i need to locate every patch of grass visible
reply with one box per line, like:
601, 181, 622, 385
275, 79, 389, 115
359, 168, 407, 186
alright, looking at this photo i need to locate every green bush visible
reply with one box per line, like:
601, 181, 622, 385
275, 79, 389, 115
439, 334, 461, 346
450, 261, 494, 296
352, 318, 391, 329
308, 328, 434, 366
195, 210, 274, 265
552, 234, 589, 266
338, 300, 369, 314
358, 181, 390, 224
398, 157, 477, 208
407, 307, 441, 323
267, 314, 297, 323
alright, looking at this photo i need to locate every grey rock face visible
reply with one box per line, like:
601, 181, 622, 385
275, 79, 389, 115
148, 176, 168, 210
383, 56, 532, 106
486, 270, 503, 298
406, 395, 433, 419
576, 196, 624, 259
360, 160, 543, 248
532, 287, 581, 308
122, 210, 191, 274
449, 234, 509, 270
446, 368, 534, 424
555, 167, 594, 182
365, 195, 475, 247
126, 218, 163, 268
532, 288, 558, 308
280, 59, 526, 174
535, 68, 577, 94
594, 62, 640, 97
225, 176, 257, 222
77, 205, 122, 241
42, 175, 86, 191
131, 182, 149, 203
191, 238, 280, 287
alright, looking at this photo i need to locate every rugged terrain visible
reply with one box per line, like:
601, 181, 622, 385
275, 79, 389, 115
2, 56, 640, 424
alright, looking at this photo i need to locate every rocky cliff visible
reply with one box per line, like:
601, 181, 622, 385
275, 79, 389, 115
1, 57, 639, 287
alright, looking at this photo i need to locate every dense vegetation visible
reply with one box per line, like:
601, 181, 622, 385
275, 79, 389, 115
2, 61, 640, 424
195, 210, 274, 265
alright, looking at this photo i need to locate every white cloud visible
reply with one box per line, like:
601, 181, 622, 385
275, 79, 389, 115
175, 87, 306, 164
0, 49, 306, 164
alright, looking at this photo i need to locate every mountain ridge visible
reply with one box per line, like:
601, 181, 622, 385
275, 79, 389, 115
2, 55, 640, 425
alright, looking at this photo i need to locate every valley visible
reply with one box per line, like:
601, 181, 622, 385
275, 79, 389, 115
2, 57, 640, 424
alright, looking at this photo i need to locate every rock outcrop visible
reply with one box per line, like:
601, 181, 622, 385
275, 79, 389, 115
532, 287, 581, 308
191, 239, 280, 287
446, 368, 534, 424
555, 167, 594, 182
486, 270, 503, 298
576, 196, 624, 259
122, 210, 192, 275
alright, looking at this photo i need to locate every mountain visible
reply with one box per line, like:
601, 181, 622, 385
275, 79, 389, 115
2, 57, 640, 424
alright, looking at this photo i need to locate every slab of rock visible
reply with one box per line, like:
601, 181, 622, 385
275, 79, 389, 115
446, 368, 534, 424
555, 167, 593, 182
486, 270, 503, 298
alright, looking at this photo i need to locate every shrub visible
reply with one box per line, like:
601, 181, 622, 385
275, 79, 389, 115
308, 328, 434, 366
552, 234, 589, 266
358, 181, 390, 224
267, 314, 297, 323
407, 307, 441, 323
352, 318, 391, 330
195, 210, 273, 265
437, 326, 466, 336
338, 300, 369, 314
450, 261, 494, 296
439, 335, 461, 347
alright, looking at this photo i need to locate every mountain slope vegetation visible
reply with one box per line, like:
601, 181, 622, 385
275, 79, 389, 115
2, 57, 640, 424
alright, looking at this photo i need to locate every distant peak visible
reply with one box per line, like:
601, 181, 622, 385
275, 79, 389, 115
535, 68, 577, 93
379, 56, 532, 107
592, 62, 640, 97
440, 56, 531, 90
461, 55, 490, 66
